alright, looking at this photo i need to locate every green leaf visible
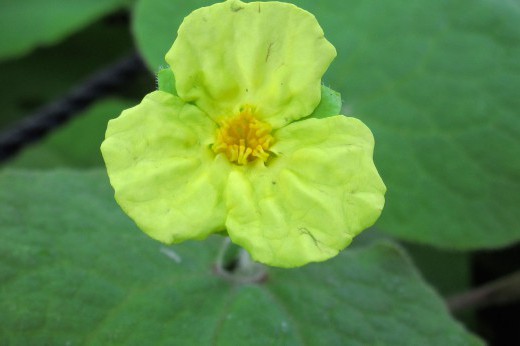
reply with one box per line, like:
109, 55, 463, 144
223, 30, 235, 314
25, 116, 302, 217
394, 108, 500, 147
0, 170, 481, 345
307, 85, 342, 119
133, 0, 213, 70
8, 99, 133, 168
133, 0, 520, 249
404, 243, 471, 296
0, 0, 129, 61
157, 67, 177, 95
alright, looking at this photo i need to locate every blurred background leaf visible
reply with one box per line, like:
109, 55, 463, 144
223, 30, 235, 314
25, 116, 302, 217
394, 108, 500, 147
0, 0, 131, 61
8, 99, 133, 168
0, 170, 482, 345
133, 0, 212, 71
133, 0, 520, 250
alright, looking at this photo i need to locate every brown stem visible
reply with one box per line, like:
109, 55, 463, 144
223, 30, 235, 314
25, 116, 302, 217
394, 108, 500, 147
0, 53, 145, 164
447, 270, 520, 313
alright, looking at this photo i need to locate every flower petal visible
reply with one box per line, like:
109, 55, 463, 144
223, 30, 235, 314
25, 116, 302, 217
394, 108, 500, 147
225, 115, 386, 267
101, 91, 230, 244
166, 0, 336, 129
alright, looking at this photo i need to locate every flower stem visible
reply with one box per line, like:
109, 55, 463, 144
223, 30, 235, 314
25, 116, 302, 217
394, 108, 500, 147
447, 270, 520, 312
215, 237, 267, 284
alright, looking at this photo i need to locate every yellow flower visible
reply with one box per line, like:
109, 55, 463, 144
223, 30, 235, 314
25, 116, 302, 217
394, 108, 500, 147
101, 0, 386, 267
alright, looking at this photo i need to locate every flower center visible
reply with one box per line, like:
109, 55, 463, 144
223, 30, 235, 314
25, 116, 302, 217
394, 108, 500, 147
212, 106, 273, 165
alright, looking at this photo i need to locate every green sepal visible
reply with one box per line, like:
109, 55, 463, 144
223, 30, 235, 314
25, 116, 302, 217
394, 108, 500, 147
307, 85, 342, 119
156, 67, 176, 95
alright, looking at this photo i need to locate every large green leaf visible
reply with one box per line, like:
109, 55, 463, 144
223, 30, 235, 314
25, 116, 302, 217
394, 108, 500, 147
133, 0, 520, 249
0, 170, 481, 345
8, 99, 133, 168
0, 0, 129, 61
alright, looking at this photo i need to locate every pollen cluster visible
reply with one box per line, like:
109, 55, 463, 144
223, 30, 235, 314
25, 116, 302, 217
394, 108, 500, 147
213, 106, 273, 165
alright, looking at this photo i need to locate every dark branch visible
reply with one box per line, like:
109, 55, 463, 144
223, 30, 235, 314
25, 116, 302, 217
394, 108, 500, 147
0, 53, 146, 164
447, 270, 520, 313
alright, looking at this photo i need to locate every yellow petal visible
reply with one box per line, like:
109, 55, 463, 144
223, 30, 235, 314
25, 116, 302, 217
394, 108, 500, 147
225, 115, 386, 267
166, 0, 336, 129
101, 91, 231, 244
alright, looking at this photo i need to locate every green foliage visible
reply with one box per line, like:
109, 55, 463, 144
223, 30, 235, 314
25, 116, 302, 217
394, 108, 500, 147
0, 0, 130, 61
133, 0, 213, 70
133, 0, 520, 250
0, 170, 481, 345
9, 99, 133, 168
404, 243, 471, 296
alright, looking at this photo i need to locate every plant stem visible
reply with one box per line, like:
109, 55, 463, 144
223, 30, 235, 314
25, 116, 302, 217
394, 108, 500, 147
447, 270, 520, 312
0, 53, 145, 164
215, 237, 267, 284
